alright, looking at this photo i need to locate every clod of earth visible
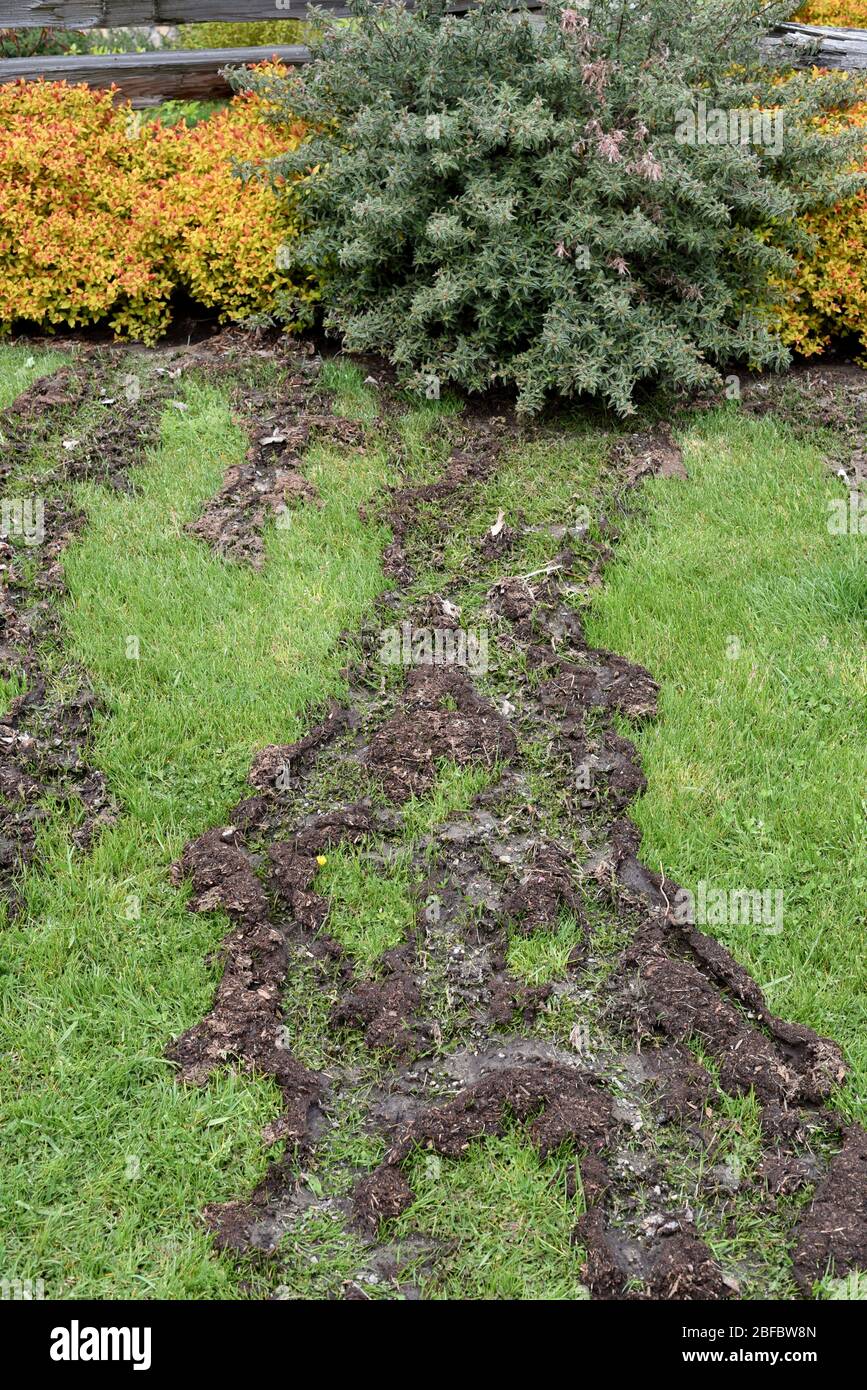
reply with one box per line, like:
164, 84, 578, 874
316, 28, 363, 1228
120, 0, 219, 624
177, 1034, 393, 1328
367, 664, 517, 802
184, 359, 365, 569
791, 1126, 867, 1294
353, 1062, 614, 1235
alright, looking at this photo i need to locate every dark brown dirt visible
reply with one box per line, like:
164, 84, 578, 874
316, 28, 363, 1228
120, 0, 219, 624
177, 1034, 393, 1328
389, 1063, 613, 1163
368, 424, 506, 585
576, 1206, 732, 1300
65, 375, 172, 490
612, 424, 688, 484
613, 918, 845, 1106
166, 827, 315, 1113
160, 373, 867, 1300
502, 839, 583, 933
0, 683, 115, 906
791, 1126, 867, 1293
249, 702, 354, 792
757, 1151, 823, 1197
367, 664, 517, 803
353, 1062, 614, 1235
0, 357, 154, 910
332, 946, 421, 1057
167, 803, 373, 1144
537, 653, 659, 723
352, 1166, 416, 1235
638, 1044, 714, 1126
0, 364, 94, 481
185, 355, 364, 568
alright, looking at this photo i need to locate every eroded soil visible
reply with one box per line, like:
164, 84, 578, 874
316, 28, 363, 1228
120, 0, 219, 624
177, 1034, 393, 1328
163, 394, 867, 1300
0, 352, 173, 908
5, 341, 864, 1299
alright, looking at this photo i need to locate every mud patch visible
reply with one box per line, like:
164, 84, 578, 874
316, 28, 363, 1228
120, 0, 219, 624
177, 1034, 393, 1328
611, 424, 688, 485
0, 357, 153, 909
163, 383, 867, 1300
503, 839, 583, 934
354, 1062, 614, 1233
186, 353, 364, 568
332, 946, 421, 1057
613, 918, 845, 1107
637, 1044, 714, 1127
0, 683, 115, 909
168, 802, 373, 1140
385, 1062, 613, 1163
352, 1166, 416, 1235
792, 1126, 867, 1294
167, 827, 316, 1121
0, 363, 95, 479
249, 703, 353, 792
367, 665, 516, 802
371, 425, 506, 585
66, 373, 173, 490
576, 1206, 731, 1300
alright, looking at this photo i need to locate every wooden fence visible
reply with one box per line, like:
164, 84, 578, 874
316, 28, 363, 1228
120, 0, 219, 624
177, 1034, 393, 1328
1, 6, 867, 106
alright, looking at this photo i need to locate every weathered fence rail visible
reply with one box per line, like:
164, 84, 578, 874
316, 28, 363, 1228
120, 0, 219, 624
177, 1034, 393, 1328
764, 22, 867, 69
0, 43, 312, 103
1, 8, 867, 105
2, 2, 343, 23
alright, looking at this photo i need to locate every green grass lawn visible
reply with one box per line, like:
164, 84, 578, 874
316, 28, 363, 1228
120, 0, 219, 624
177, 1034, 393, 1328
0, 353, 391, 1298
588, 407, 867, 1123
1, 342, 865, 1299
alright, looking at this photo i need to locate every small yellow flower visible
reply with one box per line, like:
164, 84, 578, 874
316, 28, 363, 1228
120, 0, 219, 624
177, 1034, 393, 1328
316, 855, 327, 866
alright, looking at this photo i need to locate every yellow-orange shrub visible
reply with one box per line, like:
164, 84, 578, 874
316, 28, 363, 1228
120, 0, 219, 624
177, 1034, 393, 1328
0, 77, 314, 342
795, 3, 867, 25
775, 96, 867, 360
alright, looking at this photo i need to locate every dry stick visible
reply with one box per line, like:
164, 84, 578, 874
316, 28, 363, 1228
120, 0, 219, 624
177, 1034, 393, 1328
660, 862, 672, 919
504, 561, 567, 582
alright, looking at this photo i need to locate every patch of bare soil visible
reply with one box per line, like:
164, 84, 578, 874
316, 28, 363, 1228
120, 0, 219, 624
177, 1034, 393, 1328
612, 919, 845, 1107
611, 424, 688, 484
166, 389, 867, 1299
0, 364, 95, 481
184, 348, 365, 569
332, 946, 421, 1058
792, 1126, 867, 1294
367, 419, 506, 585
354, 1063, 613, 1234
576, 1206, 733, 1300
367, 664, 517, 802
167, 805, 372, 1128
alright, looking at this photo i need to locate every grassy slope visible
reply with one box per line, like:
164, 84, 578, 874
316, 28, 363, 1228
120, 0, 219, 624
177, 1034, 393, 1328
0, 355, 390, 1298
588, 407, 867, 1123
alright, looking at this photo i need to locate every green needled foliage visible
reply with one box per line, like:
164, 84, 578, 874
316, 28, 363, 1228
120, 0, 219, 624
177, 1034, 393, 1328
237, 0, 867, 414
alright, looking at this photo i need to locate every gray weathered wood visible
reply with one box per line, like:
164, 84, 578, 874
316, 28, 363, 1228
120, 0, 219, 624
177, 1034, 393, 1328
0, 0, 469, 26
2, 15, 867, 110
763, 22, 867, 70
0, 44, 310, 103
1, 2, 323, 25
